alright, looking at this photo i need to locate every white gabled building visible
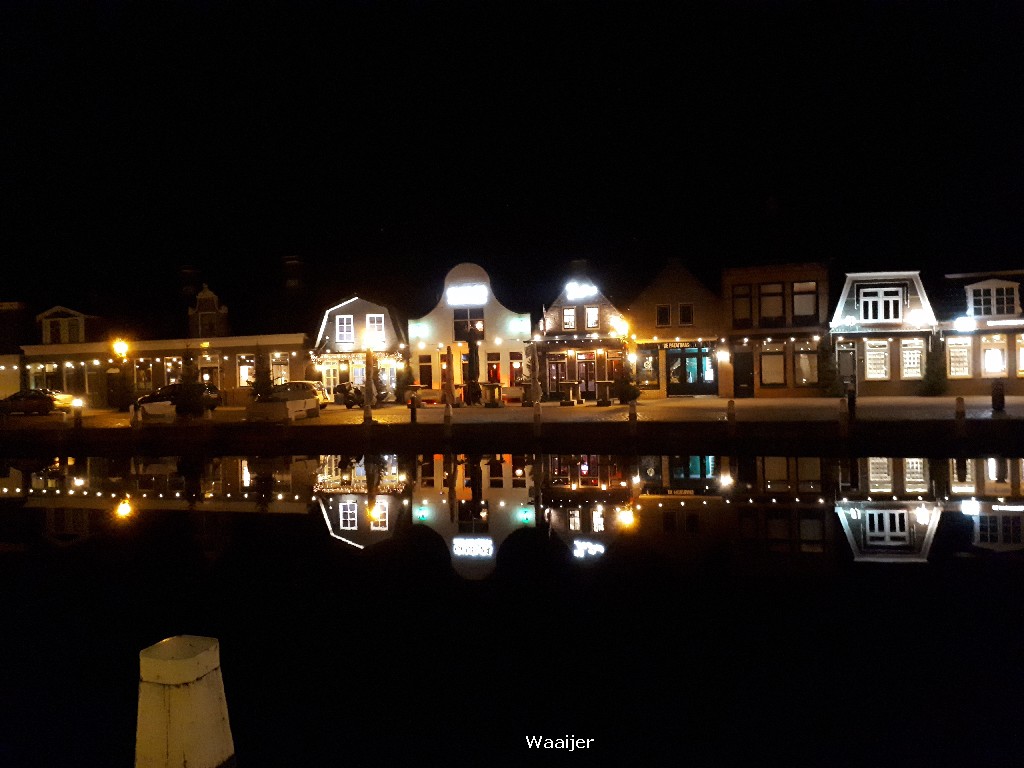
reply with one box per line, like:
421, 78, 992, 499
407, 264, 532, 402
829, 271, 938, 396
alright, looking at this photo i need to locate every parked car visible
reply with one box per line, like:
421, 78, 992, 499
131, 383, 223, 422
37, 388, 76, 412
288, 380, 331, 408
265, 381, 322, 418
0, 389, 58, 415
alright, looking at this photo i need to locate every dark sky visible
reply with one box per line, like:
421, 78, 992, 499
4, 1, 1023, 324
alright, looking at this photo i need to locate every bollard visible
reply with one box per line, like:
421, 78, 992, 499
135, 635, 235, 768
444, 403, 453, 438
838, 396, 849, 438
409, 393, 418, 423
533, 401, 542, 437
628, 400, 637, 434
955, 396, 966, 438
991, 379, 1005, 413
846, 388, 857, 421
727, 398, 736, 438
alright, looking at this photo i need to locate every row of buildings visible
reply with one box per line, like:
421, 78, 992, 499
2, 260, 1022, 405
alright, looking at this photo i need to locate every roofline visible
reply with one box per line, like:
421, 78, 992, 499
945, 270, 1024, 278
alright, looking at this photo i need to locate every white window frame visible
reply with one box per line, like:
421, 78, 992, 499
568, 509, 581, 531
865, 510, 910, 546
968, 281, 1019, 317
585, 306, 600, 329
865, 340, 890, 380
336, 314, 355, 344
868, 457, 893, 494
980, 335, 1007, 378
859, 287, 903, 322
339, 501, 358, 530
946, 337, 972, 379
592, 509, 605, 533
562, 307, 576, 331
904, 458, 928, 494
900, 338, 925, 380
370, 500, 388, 531
366, 314, 386, 347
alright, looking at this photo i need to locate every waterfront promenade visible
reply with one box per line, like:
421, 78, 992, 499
1, 395, 1020, 456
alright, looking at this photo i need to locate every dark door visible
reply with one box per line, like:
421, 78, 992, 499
837, 345, 857, 394
547, 361, 566, 400
733, 351, 754, 398
578, 361, 596, 399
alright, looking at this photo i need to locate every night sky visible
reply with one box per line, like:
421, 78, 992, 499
4, 1, 1023, 326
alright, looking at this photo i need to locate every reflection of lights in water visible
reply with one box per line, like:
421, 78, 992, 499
115, 499, 133, 519
573, 540, 606, 559
616, 507, 635, 527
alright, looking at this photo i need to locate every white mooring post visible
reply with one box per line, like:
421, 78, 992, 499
135, 635, 235, 768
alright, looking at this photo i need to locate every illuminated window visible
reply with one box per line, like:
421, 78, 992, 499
865, 340, 890, 380
585, 306, 600, 329
1018, 335, 1024, 375
562, 307, 576, 331
760, 342, 786, 385
985, 458, 1011, 495
897, 338, 924, 380
792, 281, 818, 323
366, 314, 385, 346
860, 287, 903, 322
592, 509, 605, 533
759, 283, 784, 327
339, 502, 357, 530
904, 459, 928, 494
370, 501, 388, 531
980, 335, 1007, 377
950, 459, 975, 494
569, 510, 581, 531
454, 308, 484, 342
336, 315, 354, 344
946, 337, 972, 378
868, 457, 893, 493
795, 338, 819, 385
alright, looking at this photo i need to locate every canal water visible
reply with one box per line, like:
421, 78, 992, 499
1, 450, 1022, 766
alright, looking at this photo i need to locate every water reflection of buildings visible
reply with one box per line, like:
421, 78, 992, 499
20, 455, 318, 544
8, 450, 1022, 566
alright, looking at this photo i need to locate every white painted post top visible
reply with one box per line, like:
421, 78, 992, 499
139, 635, 221, 686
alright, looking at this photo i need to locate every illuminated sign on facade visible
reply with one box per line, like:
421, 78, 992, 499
565, 281, 598, 301
453, 537, 494, 557
446, 284, 489, 307
573, 540, 606, 558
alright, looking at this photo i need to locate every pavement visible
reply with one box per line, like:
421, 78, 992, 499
3, 394, 1021, 430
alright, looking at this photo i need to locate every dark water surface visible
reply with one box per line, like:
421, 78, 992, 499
1, 450, 1022, 767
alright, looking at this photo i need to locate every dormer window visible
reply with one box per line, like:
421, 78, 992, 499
970, 284, 1018, 316
859, 287, 903, 322
336, 315, 354, 344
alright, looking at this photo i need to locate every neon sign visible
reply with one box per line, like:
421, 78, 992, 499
453, 537, 494, 557
565, 281, 598, 301
446, 284, 488, 306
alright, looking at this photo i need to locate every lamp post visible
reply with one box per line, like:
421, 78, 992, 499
112, 339, 132, 410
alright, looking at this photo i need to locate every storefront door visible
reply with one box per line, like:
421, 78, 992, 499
666, 348, 717, 396
578, 360, 596, 399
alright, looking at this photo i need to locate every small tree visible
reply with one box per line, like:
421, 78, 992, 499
612, 358, 641, 404
251, 347, 274, 401
817, 337, 845, 397
919, 335, 948, 396
175, 350, 205, 418
395, 357, 414, 402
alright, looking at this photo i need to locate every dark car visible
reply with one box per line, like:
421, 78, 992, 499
0, 389, 58, 415
132, 383, 223, 413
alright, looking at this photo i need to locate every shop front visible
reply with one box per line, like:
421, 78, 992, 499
665, 343, 717, 396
